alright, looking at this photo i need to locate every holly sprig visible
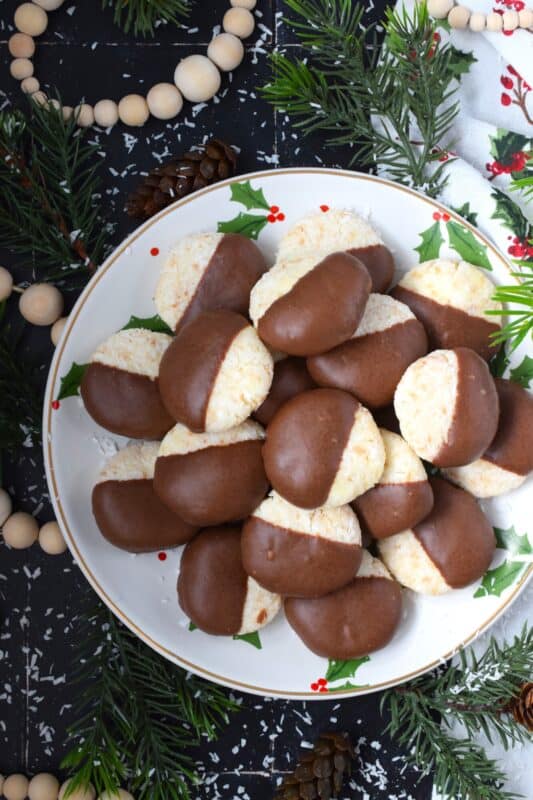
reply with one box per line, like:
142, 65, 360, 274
217, 180, 283, 239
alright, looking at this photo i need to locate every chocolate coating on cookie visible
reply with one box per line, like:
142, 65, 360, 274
241, 492, 362, 598
155, 232, 268, 332
92, 442, 196, 552
81, 328, 174, 439
307, 294, 428, 408
154, 421, 269, 526
254, 357, 316, 426
285, 552, 402, 658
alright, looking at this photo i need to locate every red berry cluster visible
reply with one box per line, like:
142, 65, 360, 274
508, 236, 533, 259
486, 150, 528, 175
267, 205, 285, 223
310, 677, 328, 692
432, 211, 451, 222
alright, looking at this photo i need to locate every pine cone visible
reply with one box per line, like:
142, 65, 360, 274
274, 732, 355, 800
509, 682, 533, 732
126, 138, 238, 220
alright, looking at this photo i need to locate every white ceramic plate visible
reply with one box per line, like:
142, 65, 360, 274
43, 169, 533, 699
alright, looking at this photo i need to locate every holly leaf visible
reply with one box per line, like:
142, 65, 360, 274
327, 681, 369, 692
217, 213, 269, 240
230, 181, 270, 211
509, 355, 533, 388
489, 129, 530, 166
474, 560, 527, 598
489, 346, 509, 378
122, 314, 172, 334
494, 526, 533, 556
415, 221, 444, 261
325, 656, 370, 683
56, 362, 88, 400
491, 188, 530, 241
447, 45, 476, 79
188, 621, 197, 631
451, 202, 478, 227
233, 631, 262, 649
446, 221, 492, 270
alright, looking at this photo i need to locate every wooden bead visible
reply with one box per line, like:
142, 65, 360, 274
207, 33, 244, 72
0, 266, 13, 301
14, 3, 48, 36
486, 11, 503, 30
223, 7, 255, 38
21, 75, 40, 93
28, 773, 60, 800
0, 488, 12, 526
3, 774, 29, 800
427, 0, 454, 19
502, 9, 519, 29
51, 315, 67, 345
75, 103, 95, 127
118, 94, 150, 126
19, 283, 63, 325
146, 83, 183, 120
59, 780, 96, 800
32, 90, 48, 106
8, 32, 35, 57
2, 512, 39, 549
230, 0, 256, 8
448, 5, 470, 28
48, 97, 61, 110
174, 55, 221, 102
469, 12, 486, 31
10, 57, 34, 79
518, 8, 533, 27
34, 0, 65, 8
94, 99, 119, 127
38, 521, 67, 554
62, 105, 73, 120
98, 791, 135, 800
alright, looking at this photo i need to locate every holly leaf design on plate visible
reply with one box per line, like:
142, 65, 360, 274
491, 188, 530, 241
474, 560, 528, 599
230, 180, 270, 211
494, 526, 533, 556
451, 202, 478, 227
218, 213, 269, 240
489, 346, 509, 379
188, 621, 197, 631
509, 355, 533, 389
489, 129, 530, 167
445, 220, 492, 270
447, 45, 476, 79
233, 631, 262, 649
122, 314, 172, 335
56, 362, 88, 400
325, 656, 370, 683
415, 221, 444, 261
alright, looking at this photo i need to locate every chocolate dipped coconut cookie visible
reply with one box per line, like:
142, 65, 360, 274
285, 552, 402, 659
379, 477, 495, 595
443, 378, 533, 497
158, 309, 273, 432
391, 259, 502, 360
155, 232, 268, 333
241, 492, 362, 598
249, 251, 371, 356
154, 420, 268, 526
81, 328, 174, 440
353, 429, 434, 540
178, 526, 281, 636
92, 442, 197, 552
253, 356, 316, 426
394, 348, 499, 467
277, 209, 395, 293
263, 388, 385, 508
307, 294, 428, 408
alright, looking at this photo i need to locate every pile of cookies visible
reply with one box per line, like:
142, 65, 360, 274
81, 209, 533, 661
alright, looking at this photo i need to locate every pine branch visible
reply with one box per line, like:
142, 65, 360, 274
62, 600, 238, 800
383, 626, 533, 800
262, 0, 465, 197
102, 0, 190, 37
0, 100, 109, 287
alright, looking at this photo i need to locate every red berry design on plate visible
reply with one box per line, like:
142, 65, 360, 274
276, 212, 285, 222
433, 211, 442, 221
267, 214, 276, 223
320, 204, 330, 212
501, 76, 514, 90
270, 205, 280, 214
310, 677, 329, 692
52, 400, 60, 410
158, 551, 167, 561
442, 212, 450, 222
501, 93, 512, 107
150, 247, 159, 256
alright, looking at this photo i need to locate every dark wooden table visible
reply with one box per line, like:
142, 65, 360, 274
0, 1, 432, 796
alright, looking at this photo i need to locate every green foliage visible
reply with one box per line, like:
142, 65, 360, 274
415, 220, 444, 261
489, 130, 530, 168
217, 212, 269, 239
488, 262, 533, 352
446, 220, 492, 269
122, 314, 173, 334
494, 526, 533, 556
62, 601, 237, 800
56, 362, 88, 401
102, 0, 190, 37
489, 346, 509, 378
230, 181, 270, 211
383, 626, 533, 800
509, 354, 533, 388
474, 561, 528, 599
325, 656, 369, 684
233, 631, 262, 649
262, 0, 469, 196
446, 45, 476, 79
491, 188, 530, 242
452, 201, 478, 226
0, 322, 42, 453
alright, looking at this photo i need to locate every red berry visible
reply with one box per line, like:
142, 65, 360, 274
501, 76, 514, 90
319, 686, 328, 693
270, 205, 280, 214
158, 552, 167, 561
427, 46, 435, 60
493, 162, 504, 175
317, 678, 327, 686
503, 29, 514, 36
433, 211, 442, 221
514, 0, 524, 9
525, 83, 532, 92
507, 64, 519, 76
310, 682, 319, 691
150, 247, 159, 256
508, 243, 527, 257
442, 212, 450, 222
501, 93, 512, 106
320, 204, 329, 212
433, 32, 441, 41
52, 400, 60, 410
267, 214, 276, 223
276, 213, 285, 222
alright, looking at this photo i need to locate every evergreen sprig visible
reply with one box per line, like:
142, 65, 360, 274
62, 601, 238, 800
383, 625, 533, 800
262, 0, 463, 197
102, 0, 190, 37
0, 100, 109, 288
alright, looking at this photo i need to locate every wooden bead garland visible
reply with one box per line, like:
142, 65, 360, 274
3, 774, 29, 800
2, 511, 39, 549
19, 282, 64, 326
9, 0, 257, 128
0, 777, 134, 800
427, 0, 533, 30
